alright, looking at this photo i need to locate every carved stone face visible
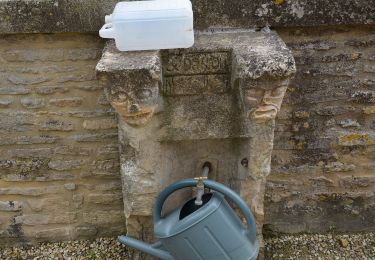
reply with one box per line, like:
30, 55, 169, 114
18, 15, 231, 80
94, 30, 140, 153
241, 86, 288, 122
107, 76, 159, 127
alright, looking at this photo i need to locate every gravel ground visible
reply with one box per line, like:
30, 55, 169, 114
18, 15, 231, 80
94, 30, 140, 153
265, 232, 375, 259
1, 233, 375, 259
0, 238, 129, 260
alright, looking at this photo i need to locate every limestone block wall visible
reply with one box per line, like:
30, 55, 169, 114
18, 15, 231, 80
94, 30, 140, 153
266, 26, 375, 233
0, 34, 125, 246
0, 25, 374, 246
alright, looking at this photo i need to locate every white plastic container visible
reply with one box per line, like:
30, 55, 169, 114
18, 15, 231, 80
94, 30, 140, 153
99, 0, 194, 51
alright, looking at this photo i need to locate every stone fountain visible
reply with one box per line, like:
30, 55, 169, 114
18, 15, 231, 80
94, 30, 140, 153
96, 29, 296, 256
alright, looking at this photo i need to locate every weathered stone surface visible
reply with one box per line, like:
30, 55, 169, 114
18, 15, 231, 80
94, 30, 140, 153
27, 198, 69, 212
87, 193, 122, 204
64, 48, 101, 61
2, 47, 99, 62
338, 119, 360, 128
363, 78, 375, 86
96, 43, 161, 127
39, 120, 73, 131
14, 214, 49, 225
64, 183, 76, 190
83, 118, 117, 130
162, 52, 231, 97
364, 65, 375, 73
8, 74, 49, 85
0, 135, 60, 145
20, 97, 45, 109
97, 30, 295, 248
265, 188, 375, 233
0, 86, 30, 95
293, 110, 310, 119
0, 201, 22, 212
314, 105, 357, 116
54, 146, 91, 156
80, 171, 119, 178
68, 109, 114, 118
71, 132, 117, 142
0, 98, 13, 108
351, 90, 375, 103
0, 34, 123, 246
289, 40, 336, 51
98, 31, 295, 137
82, 210, 124, 225
0, 158, 49, 178
0, 0, 373, 34
75, 225, 98, 237
0, 186, 65, 196
302, 62, 357, 77
91, 159, 118, 172
346, 39, 375, 47
268, 26, 375, 234
341, 177, 375, 188
34, 172, 75, 182
72, 194, 84, 209
88, 181, 122, 191
324, 162, 355, 173
0, 112, 34, 132
48, 160, 84, 171
321, 53, 361, 62
338, 133, 375, 147
57, 72, 96, 83
11, 64, 78, 74
363, 106, 375, 114
76, 83, 103, 91
1, 11, 374, 249
49, 97, 83, 107
36, 85, 68, 95
35, 111, 64, 116
8, 148, 53, 158
2, 48, 65, 62
97, 93, 110, 106
34, 227, 71, 240
96, 144, 119, 155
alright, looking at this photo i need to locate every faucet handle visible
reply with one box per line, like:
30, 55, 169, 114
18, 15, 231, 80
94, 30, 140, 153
194, 176, 207, 188
194, 176, 207, 181
193, 176, 208, 180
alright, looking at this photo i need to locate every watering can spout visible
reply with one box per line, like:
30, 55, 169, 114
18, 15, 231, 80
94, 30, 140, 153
118, 236, 175, 260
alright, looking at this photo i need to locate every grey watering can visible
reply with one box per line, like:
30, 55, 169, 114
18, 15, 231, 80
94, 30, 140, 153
118, 178, 259, 260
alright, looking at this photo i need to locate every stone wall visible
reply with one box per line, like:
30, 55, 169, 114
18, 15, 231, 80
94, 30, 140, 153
266, 25, 375, 234
0, 34, 125, 246
1, 25, 374, 246
0, 0, 373, 33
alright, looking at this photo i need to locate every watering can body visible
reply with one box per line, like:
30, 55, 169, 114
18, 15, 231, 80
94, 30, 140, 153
119, 178, 259, 260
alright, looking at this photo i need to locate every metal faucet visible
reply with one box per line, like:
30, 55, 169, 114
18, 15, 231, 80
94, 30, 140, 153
194, 162, 210, 205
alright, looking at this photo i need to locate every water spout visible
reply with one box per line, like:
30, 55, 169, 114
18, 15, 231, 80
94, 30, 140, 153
195, 162, 210, 205
118, 236, 174, 260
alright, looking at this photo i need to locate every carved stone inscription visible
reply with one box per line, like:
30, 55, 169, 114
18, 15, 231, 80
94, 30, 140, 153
162, 52, 231, 96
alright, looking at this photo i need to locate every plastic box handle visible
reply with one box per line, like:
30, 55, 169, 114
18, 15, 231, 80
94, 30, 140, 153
99, 23, 114, 39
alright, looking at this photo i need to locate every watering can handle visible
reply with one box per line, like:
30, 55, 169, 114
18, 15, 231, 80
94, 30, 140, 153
154, 178, 257, 241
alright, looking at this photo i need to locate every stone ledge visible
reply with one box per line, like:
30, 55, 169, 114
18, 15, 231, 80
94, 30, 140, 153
0, 0, 374, 34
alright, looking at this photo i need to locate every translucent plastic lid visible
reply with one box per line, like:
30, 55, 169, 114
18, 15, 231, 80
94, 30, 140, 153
110, 0, 193, 21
